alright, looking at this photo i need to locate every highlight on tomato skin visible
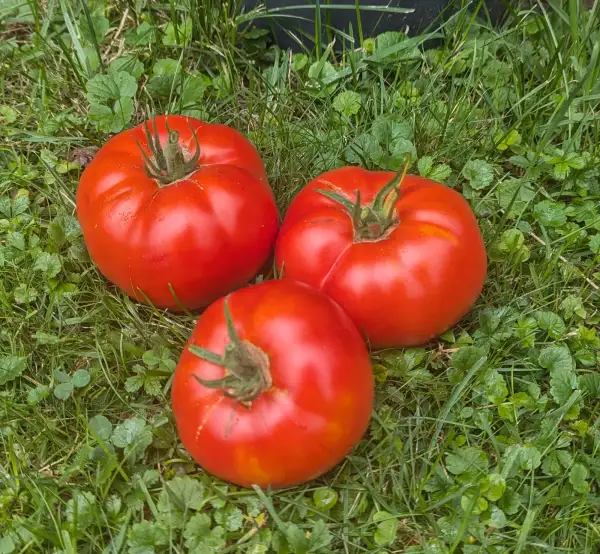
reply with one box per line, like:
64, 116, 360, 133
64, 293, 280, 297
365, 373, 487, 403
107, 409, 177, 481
274, 163, 488, 349
170, 279, 375, 490
75, 114, 279, 312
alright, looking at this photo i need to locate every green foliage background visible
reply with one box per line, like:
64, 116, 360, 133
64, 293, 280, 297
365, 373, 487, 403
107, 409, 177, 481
1, 0, 599, 552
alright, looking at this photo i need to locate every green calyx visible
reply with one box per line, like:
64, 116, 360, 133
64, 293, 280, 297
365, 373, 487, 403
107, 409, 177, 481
136, 117, 201, 186
317, 155, 411, 241
189, 298, 272, 405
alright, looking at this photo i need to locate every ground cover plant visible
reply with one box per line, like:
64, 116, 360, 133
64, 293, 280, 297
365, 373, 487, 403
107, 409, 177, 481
1, 0, 600, 552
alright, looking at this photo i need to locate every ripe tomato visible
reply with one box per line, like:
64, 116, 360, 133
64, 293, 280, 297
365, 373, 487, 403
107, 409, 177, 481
274, 165, 487, 349
171, 280, 374, 489
76, 115, 279, 310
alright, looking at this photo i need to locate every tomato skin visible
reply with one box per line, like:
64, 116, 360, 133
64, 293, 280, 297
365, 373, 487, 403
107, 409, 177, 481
274, 167, 487, 349
171, 280, 374, 489
76, 115, 279, 310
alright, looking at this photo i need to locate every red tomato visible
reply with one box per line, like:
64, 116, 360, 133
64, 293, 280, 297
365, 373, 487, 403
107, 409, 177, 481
76, 115, 279, 310
274, 166, 487, 349
171, 280, 374, 489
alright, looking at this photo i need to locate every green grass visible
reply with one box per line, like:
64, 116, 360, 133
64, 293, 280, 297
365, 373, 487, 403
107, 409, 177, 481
1, 0, 600, 552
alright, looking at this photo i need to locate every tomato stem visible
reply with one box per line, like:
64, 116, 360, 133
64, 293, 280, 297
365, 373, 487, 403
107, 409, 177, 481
315, 154, 411, 241
351, 189, 362, 229
136, 117, 201, 185
189, 297, 272, 405
316, 189, 356, 212
380, 155, 411, 226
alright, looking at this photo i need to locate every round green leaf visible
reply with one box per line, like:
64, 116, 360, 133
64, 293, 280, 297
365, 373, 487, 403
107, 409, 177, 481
373, 511, 398, 546
89, 415, 113, 441
313, 487, 338, 511
486, 506, 507, 529
0, 536, 15, 554
462, 159, 494, 190
460, 407, 473, 419
518, 444, 542, 470
0, 355, 27, 386
53, 382, 74, 400
27, 384, 49, 405
333, 90, 362, 117
482, 473, 506, 502
460, 493, 488, 515
589, 234, 600, 254
72, 369, 91, 388
569, 463, 589, 494
54, 369, 70, 383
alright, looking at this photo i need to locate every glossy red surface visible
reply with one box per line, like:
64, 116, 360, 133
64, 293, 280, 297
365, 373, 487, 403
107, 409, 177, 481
76, 115, 279, 310
171, 280, 374, 489
275, 167, 488, 348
